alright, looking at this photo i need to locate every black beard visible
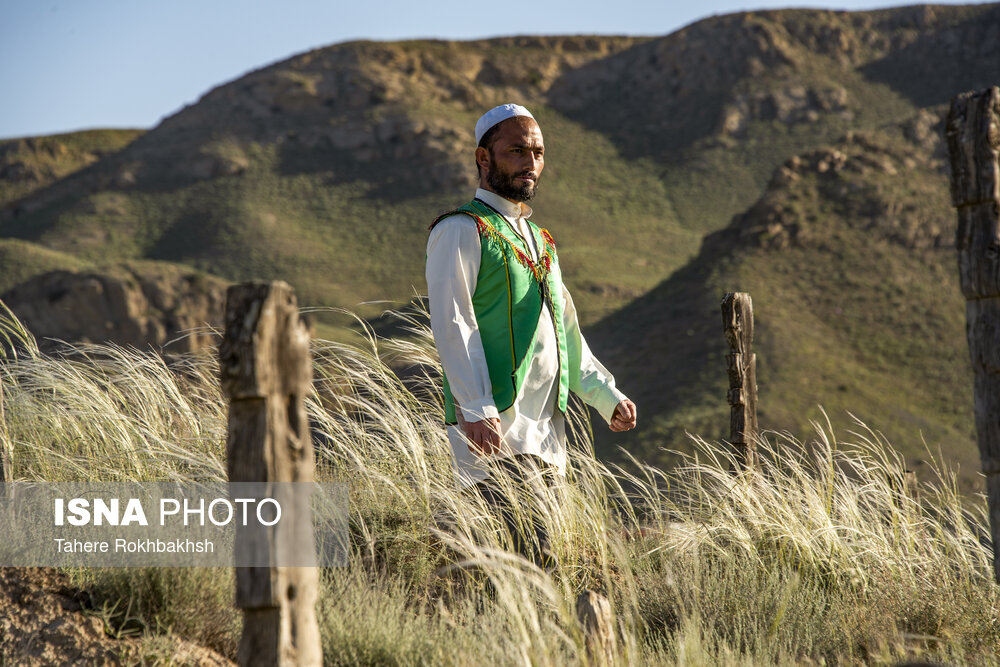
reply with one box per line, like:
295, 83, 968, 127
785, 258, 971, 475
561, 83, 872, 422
486, 164, 538, 202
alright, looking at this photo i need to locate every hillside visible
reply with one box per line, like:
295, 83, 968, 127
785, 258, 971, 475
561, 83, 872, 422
0, 129, 144, 207
2, 5, 997, 330
588, 107, 982, 487
0, 36, 659, 326
551, 5, 998, 245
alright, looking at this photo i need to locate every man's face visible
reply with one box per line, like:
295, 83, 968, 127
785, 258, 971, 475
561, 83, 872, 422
477, 117, 545, 203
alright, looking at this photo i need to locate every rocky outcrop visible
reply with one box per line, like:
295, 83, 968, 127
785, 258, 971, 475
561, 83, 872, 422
547, 5, 999, 158
0, 138, 77, 186
721, 85, 851, 137
27, 36, 642, 197
1, 263, 228, 353
713, 112, 950, 253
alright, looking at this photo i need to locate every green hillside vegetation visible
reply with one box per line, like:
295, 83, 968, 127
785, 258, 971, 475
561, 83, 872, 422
0, 116, 688, 325
0, 238, 93, 293
590, 115, 980, 487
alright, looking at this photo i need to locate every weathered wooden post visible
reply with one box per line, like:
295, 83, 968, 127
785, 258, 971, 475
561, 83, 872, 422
219, 281, 321, 666
947, 86, 1000, 583
576, 590, 616, 666
0, 370, 8, 485
721, 292, 758, 470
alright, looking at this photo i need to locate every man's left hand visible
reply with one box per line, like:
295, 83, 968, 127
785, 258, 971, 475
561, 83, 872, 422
610, 399, 637, 432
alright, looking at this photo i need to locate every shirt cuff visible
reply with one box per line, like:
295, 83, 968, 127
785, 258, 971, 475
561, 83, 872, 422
458, 398, 500, 423
594, 386, 628, 424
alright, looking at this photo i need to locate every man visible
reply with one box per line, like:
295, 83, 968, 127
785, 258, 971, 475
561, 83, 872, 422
425, 103, 637, 567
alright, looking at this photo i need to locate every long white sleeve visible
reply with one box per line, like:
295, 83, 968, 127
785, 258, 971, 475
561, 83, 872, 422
563, 285, 628, 423
425, 215, 500, 422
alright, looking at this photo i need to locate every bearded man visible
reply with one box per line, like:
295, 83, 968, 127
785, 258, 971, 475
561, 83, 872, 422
425, 104, 637, 568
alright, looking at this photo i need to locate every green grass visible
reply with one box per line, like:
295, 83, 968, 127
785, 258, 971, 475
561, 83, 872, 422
1, 303, 997, 664
0, 238, 94, 293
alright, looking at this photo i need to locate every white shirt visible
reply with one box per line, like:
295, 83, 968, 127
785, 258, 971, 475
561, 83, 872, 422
426, 188, 628, 487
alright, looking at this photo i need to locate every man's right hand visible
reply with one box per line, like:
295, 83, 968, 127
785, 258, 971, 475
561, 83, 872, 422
457, 413, 503, 456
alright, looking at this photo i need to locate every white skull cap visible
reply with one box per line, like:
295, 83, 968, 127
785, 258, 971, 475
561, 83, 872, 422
475, 104, 535, 145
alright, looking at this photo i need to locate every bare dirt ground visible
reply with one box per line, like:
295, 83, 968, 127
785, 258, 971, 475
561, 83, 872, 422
0, 567, 233, 666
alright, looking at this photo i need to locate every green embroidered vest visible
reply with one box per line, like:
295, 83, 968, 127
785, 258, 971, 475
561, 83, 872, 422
430, 198, 569, 425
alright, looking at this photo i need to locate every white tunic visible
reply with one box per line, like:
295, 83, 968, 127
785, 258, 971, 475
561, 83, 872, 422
426, 188, 628, 487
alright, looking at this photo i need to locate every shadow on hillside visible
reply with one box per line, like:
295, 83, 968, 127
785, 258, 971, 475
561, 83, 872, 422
586, 226, 734, 465
859, 4, 1000, 108
276, 140, 469, 205
146, 210, 229, 263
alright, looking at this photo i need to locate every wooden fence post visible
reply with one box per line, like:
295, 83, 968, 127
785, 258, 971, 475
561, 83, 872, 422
946, 86, 1000, 583
0, 367, 9, 485
219, 281, 321, 666
576, 590, 616, 666
721, 292, 758, 470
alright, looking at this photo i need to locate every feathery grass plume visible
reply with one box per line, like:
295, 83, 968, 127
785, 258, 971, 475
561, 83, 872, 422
0, 298, 38, 360
2, 334, 227, 482
0, 300, 997, 664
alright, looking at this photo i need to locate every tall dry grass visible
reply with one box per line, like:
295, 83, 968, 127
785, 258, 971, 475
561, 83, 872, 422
0, 300, 997, 665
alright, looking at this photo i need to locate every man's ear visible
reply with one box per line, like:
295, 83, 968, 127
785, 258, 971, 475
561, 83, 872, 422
475, 146, 490, 174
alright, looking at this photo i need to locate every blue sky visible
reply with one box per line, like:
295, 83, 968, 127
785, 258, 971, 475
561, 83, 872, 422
0, 0, 991, 139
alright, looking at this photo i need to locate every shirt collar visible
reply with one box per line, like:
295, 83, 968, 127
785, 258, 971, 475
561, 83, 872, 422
475, 188, 533, 221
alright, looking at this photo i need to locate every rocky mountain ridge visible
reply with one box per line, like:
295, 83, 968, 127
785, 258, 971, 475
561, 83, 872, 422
1, 262, 227, 353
